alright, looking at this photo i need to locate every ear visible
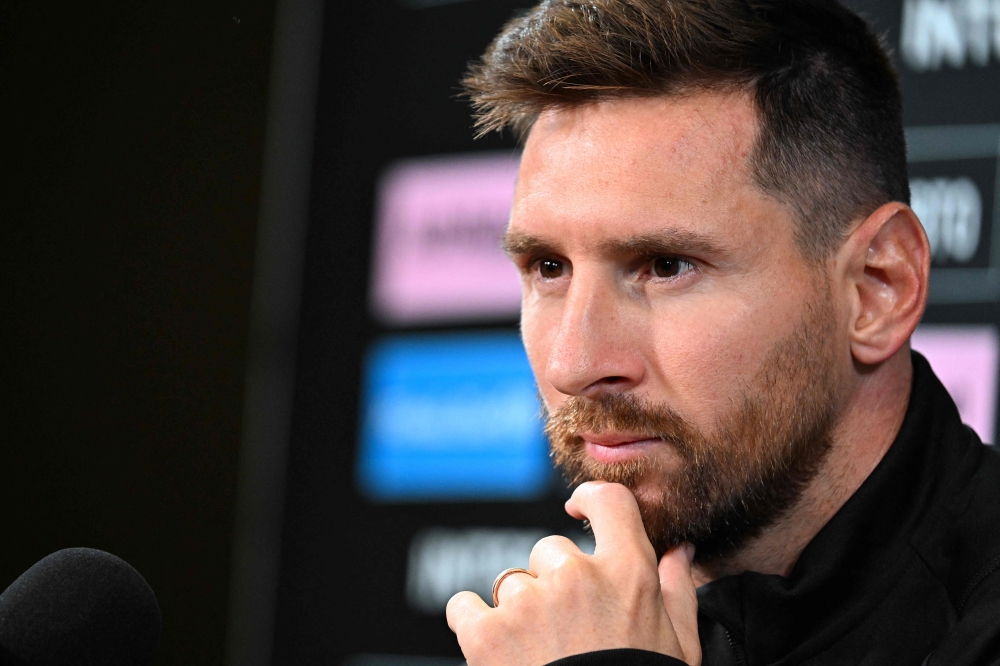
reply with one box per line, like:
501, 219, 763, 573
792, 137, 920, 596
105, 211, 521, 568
836, 202, 930, 366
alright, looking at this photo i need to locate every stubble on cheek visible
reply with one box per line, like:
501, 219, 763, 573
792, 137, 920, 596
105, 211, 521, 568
542, 288, 839, 560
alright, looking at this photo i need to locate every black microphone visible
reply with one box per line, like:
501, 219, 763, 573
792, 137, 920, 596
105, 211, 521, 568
0, 548, 160, 666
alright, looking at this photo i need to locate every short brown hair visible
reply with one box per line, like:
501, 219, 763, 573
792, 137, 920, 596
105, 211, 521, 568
463, 0, 910, 257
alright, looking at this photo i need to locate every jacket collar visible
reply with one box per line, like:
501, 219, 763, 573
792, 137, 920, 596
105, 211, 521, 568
696, 352, 981, 665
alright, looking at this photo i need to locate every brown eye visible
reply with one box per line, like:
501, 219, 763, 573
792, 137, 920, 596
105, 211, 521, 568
538, 259, 564, 279
652, 256, 694, 279
653, 257, 680, 278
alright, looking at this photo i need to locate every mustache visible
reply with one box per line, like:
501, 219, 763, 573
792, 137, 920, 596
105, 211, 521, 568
543, 392, 701, 457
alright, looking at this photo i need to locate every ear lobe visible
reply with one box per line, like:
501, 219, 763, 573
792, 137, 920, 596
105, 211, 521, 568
845, 203, 930, 365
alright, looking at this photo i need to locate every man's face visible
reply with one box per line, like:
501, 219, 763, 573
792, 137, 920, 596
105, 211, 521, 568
508, 94, 849, 559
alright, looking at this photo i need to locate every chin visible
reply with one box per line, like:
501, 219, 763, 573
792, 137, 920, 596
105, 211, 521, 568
633, 478, 669, 500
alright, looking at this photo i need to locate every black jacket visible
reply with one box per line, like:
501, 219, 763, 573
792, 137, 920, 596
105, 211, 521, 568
552, 353, 1000, 666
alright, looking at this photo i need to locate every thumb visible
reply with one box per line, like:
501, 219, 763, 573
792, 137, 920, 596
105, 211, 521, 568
659, 543, 700, 665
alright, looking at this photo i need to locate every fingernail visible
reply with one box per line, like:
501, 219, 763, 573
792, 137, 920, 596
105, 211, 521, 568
685, 543, 696, 562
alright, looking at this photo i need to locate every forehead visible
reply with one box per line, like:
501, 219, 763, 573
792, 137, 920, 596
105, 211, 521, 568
512, 93, 778, 251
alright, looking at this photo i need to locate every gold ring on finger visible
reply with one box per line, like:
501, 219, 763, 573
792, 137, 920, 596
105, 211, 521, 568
491, 567, 535, 607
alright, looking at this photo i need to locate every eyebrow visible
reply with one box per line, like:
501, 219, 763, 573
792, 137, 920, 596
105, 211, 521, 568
502, 228, 728, 259
600, 230, 727, 257
502, 231, 557, 257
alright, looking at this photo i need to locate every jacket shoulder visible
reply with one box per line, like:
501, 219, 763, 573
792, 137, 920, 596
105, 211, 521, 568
937, 440, 1000, 614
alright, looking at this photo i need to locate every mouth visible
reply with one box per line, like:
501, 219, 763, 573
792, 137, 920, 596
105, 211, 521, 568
580, 432, 664, 464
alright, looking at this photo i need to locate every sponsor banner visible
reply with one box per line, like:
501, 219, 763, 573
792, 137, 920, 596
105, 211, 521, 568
406, 527, 595, 613
356, 332, 550, 502
912, 325, 999, 442
909, 158, 994, 268
900, 0, 1000, 73
906, 125, 1000, 302
370, 152, 523, 325
868, 0, 1000, 126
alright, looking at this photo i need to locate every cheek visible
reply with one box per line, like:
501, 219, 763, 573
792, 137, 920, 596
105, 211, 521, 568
647, 296, 794, 423
520, 297, 564, 410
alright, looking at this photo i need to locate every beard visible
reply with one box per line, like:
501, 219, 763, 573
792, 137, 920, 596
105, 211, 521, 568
544, 289, 840, 561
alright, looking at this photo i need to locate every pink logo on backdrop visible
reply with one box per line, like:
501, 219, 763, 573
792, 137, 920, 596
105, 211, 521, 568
912, 326, 999, 443
370, 152, 523, 324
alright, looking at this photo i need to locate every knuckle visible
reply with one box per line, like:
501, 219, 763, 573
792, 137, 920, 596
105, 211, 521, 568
548, 551, 591, 586
531, 534, 574, 557
529, 534, 582, 575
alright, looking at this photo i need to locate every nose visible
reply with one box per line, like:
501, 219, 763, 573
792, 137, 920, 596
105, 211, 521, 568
543, 267, 645, 398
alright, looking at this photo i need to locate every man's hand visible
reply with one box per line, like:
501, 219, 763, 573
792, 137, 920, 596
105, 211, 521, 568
445, 481, 701, 666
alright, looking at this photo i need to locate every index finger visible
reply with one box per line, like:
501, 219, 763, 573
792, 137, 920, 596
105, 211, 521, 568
565, 481, 655, 561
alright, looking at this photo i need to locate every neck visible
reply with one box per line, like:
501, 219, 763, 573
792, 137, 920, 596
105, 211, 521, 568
692, 348, 913, 586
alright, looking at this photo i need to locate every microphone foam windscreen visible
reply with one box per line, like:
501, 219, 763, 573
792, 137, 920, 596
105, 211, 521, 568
0, 548, 160, 666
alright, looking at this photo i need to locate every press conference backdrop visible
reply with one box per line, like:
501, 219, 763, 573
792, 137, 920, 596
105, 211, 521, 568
267, 1, 1000, 663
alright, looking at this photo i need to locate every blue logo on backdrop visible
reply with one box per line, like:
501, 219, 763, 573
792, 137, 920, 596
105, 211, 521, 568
357, 332, 550, 502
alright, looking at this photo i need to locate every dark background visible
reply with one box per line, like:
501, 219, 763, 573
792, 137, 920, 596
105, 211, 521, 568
271, 2, 534, 662
2, 2, 274, 664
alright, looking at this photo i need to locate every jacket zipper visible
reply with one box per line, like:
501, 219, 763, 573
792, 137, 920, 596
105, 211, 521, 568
725, 628, 748, 666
